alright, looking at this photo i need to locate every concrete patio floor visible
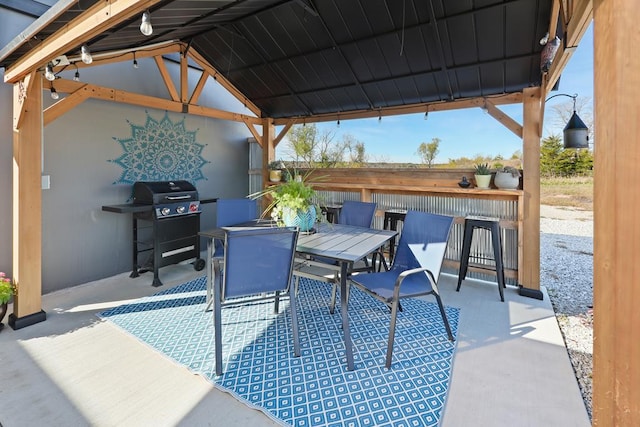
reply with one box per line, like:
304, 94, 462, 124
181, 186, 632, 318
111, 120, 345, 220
0, 262, 590, 427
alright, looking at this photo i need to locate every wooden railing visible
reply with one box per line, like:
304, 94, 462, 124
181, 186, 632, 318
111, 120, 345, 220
251, 167, 524, 285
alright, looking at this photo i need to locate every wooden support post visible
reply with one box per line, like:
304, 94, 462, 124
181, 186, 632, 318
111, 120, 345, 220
180, 51, 188, 104
593, 0, 640, 424
261, 119, 275, 188
519, 86, 543, 300
9, 77, 46, 329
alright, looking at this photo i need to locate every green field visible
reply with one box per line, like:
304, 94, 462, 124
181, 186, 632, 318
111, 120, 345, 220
541, 176, 593, 210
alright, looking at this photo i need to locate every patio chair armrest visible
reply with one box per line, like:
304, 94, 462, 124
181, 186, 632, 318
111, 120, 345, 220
395, 267, 437, 289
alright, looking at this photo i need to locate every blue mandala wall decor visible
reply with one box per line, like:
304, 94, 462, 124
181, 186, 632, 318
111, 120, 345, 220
110, 111, 209, 185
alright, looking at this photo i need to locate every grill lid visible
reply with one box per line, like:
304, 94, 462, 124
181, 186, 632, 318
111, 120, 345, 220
133, 181, 198, 205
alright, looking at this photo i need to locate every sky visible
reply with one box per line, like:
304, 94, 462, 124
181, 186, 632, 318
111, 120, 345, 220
278, 24, 594, 164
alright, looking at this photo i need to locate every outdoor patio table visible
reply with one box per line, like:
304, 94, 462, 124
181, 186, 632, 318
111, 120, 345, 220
294, 222, 397, 370
200, 221, 397, 371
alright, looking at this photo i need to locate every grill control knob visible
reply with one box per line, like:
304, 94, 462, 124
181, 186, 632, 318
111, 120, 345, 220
161, 207, 171, 216
176, 206, 186, 214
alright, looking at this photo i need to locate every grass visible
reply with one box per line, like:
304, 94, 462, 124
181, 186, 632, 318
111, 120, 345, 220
540, 175, 593, 210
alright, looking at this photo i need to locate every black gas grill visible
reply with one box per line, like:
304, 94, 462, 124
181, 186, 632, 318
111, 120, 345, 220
131, 181, 205, 286
102, 181, 208, 287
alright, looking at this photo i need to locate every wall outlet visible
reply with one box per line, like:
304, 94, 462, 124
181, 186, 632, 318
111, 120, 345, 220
42, 175, 51, 190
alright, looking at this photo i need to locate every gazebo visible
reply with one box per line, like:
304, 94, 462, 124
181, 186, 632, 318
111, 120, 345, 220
0, 0, 637, 424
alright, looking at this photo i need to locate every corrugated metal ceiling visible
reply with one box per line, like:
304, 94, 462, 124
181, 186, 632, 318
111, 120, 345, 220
0, 0, 556, 119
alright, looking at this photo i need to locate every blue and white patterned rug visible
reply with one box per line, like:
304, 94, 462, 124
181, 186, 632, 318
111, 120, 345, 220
99, 276, 460, 427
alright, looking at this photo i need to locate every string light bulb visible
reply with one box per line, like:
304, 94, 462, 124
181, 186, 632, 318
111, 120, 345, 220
424, 111, 429, 120
50, 84, 59, 100
539, 32, 550, 45
73, 63, 80, 81
337, 119, 340, 128
133, 52, 139, 69
81, 45, 93, 64
140, 11, 153, 36
44, 63, 56, 81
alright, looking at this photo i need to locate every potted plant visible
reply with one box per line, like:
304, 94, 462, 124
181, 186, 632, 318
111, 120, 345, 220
0, 272, 15, 332
474, 163, 492, 189
250, 169, 322, 232
494, 166, 521, 189
268, 160, 285, 182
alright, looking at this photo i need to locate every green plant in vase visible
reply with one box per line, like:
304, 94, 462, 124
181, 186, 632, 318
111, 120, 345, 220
250, 169, 323, 232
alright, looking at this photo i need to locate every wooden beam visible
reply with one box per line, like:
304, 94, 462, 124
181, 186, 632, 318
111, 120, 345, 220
12, 71, 36, 130
566, 0, 593, 47
11, 75, 44, 325
49, 78, 88, 93
189, 71, 209, 104
272, 93, 523, 125
520, 86, 542, 294
274, 120, 297, 147
262, 119, 275, 186
243, 118, 262, 143
180, 50, 188, 104
546, 0, 593, 92
43, 84, 91, 125
483, 99, 523, 138
188, 104, 261, 124
58, 43, 182, 71
154, 56, 180, 102
188, 48, 262, 117
548, 0, 561, 39
4, 0, 164, 83
46, 78, 261, 124
593, 0, 640, 424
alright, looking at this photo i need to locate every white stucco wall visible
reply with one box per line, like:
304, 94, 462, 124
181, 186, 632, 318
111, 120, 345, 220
1, 13, 255, 292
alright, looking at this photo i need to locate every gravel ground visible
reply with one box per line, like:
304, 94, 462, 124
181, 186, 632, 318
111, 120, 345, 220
540, 205, 593, 420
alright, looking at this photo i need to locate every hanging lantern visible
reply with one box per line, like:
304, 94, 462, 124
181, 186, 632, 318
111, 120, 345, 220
546, 93, 590, 149
563, 110, 589, 149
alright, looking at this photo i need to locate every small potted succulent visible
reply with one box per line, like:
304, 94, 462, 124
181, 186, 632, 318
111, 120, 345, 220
473, 163, 492, 189
0, 272, 16, 332
494, 166, 521, 190
268, 160, 285, 182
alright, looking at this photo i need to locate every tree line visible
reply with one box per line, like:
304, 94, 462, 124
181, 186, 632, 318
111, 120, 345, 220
281, 123, 593, 177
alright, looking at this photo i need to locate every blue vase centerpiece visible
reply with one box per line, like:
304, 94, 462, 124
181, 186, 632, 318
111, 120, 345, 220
282, 205, 316, 232
249, 168, 321, 232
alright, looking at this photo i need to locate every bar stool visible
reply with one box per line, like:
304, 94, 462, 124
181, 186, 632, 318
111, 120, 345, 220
457, 215, 506, 301
321, 204, 342, 224
383, 209, 407, 263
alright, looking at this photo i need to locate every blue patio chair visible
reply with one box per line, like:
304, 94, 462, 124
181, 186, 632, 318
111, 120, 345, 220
214, 198, 259, 257
338, 201, 388, 273
350, 210, 455, 369
337, 200, 377, 227
213, 226, 300, 376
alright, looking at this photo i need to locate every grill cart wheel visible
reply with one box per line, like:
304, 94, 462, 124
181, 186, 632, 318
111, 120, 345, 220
194, 258, 205, 271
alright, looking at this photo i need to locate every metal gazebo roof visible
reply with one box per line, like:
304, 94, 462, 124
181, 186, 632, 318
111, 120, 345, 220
1, 0, 559, 120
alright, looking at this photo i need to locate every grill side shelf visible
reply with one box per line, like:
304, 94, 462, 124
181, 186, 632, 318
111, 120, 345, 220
102, 204, 152, 214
